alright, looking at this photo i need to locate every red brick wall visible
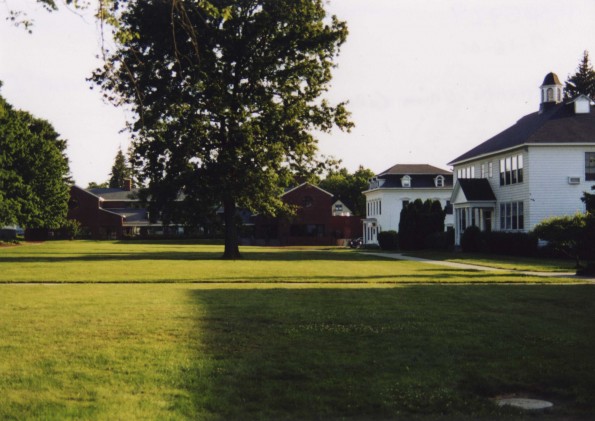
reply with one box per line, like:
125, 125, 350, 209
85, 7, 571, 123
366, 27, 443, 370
68, 186, 123, 239
254, 184, 362, 246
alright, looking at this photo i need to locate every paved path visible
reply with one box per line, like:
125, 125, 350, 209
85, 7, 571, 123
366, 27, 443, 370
362, 252, 592, 280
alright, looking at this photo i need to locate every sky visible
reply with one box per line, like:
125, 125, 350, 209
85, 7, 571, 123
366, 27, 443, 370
1, 0, 595, 187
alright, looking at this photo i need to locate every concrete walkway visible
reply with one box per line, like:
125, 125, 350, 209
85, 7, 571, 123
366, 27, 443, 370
362, 252, 591, 280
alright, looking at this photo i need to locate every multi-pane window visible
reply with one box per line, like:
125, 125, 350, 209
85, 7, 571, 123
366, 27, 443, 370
586, 152, 595, 181
488, 162, 493, 178
457, 166, 475, 179
499, 154, 523, 186
499, 201, 524, 230
367, 199, 382, 217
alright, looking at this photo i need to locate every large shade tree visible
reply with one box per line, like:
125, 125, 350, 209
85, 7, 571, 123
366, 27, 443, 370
0, 83, 71, 229
92, 0, 352, 258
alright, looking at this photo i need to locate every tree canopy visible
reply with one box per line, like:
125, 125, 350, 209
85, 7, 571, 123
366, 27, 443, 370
92, 0, 352, 258
565, 50, 595, 99
318, 166, 374, 217
0, 83, 71, 229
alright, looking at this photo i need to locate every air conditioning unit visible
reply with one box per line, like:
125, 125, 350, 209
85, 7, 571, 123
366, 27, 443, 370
568, 176, 581, 185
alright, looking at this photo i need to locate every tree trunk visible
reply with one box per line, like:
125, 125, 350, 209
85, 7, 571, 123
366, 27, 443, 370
222, 198, 241, 260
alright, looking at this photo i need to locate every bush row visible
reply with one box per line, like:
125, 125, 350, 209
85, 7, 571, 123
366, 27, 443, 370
460, 226, 538, 256
376, 227, 455, 251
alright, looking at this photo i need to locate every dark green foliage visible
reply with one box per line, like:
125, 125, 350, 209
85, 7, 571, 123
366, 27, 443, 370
460, 225, 482, 252
377, 230, 398, 250
60, 219, 82, 240
565, 51, 595, 99
93, 0, 352, 259
0, 87, 71, 229
108, 147, 131, 189
532, 213, 595, 268
87, 181, 109, 189
582, 191, 595, 213
482, 231, 538, 257
319, 166, 374, 216
398, 199, 446, 250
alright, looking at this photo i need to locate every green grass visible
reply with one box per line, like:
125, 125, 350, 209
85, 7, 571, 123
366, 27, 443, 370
403, 250, 576, 273
1, 283, 594, 419
0, 241, 593, 419
0, 240, 576, 283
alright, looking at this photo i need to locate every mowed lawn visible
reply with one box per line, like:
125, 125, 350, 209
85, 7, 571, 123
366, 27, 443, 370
1, 241, 594, 420
0, 240, 577, 284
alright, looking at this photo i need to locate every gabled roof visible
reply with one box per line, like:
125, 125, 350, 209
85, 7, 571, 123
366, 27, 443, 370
378, 164, 452, 176
449, 102, 595, 165
88, 187, 140, 201
455, 179, 497, 201
281, 182, 334, 198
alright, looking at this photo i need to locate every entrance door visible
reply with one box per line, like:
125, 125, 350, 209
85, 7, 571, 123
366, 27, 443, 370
483, 210, 492, 232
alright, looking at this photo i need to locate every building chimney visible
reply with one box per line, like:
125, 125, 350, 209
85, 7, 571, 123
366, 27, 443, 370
123, 178, 132, 191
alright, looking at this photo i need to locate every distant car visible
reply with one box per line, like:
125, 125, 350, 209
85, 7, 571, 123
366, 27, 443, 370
349, 237, 363, 248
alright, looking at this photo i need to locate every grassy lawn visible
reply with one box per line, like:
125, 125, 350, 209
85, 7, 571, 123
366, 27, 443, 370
402, 250, 576, 273
0, 240, 577, 283
0, 241, 593, 419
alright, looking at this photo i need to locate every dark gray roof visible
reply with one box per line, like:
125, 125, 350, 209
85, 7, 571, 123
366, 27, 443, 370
458, 179, 496, 201
378, 164, 452, 176
377, 173, 453, 189
449, 102, 595, 165
88, 188, 140, 201
541, 72, 561, 86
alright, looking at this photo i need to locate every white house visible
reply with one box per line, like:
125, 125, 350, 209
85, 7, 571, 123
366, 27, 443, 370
449, 72, 595, 245
362, 164, 454, 244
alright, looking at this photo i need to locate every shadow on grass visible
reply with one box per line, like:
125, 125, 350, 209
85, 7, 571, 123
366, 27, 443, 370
179, 285, 595, 419
0, 250, 382, 263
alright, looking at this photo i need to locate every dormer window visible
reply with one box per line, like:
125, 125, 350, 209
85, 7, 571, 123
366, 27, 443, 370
435, 175, 445, 187
401, 175, 411, 188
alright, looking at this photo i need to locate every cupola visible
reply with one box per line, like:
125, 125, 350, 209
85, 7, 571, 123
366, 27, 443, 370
539, 72, 563, 113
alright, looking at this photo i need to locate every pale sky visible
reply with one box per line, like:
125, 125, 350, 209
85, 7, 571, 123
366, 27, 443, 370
1, 0, 595, 187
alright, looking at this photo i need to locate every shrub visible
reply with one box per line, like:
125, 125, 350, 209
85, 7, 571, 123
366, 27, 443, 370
399, 199, 446, 250
460, 225, 482, 252
483, 231, 538, 257
377, 230, 398, 250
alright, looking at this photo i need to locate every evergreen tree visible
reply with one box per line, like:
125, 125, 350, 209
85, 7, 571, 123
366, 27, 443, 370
108, 147, 131, 189
398, 199, 445, 250
565, 51, 595, 99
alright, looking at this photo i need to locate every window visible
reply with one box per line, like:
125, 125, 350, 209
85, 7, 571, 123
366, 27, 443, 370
367, 199, 382, 216
401, 175, 411, 188
435, 175, 444, 187
481, 164, 486, 178
488, 162, 493, 178
499, 154, 524, 186
457, 165, 475, 179
586, 152, 595, 181
303, 196, 313, 207
499, 201, 524, 230
335, 204, 343, 212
